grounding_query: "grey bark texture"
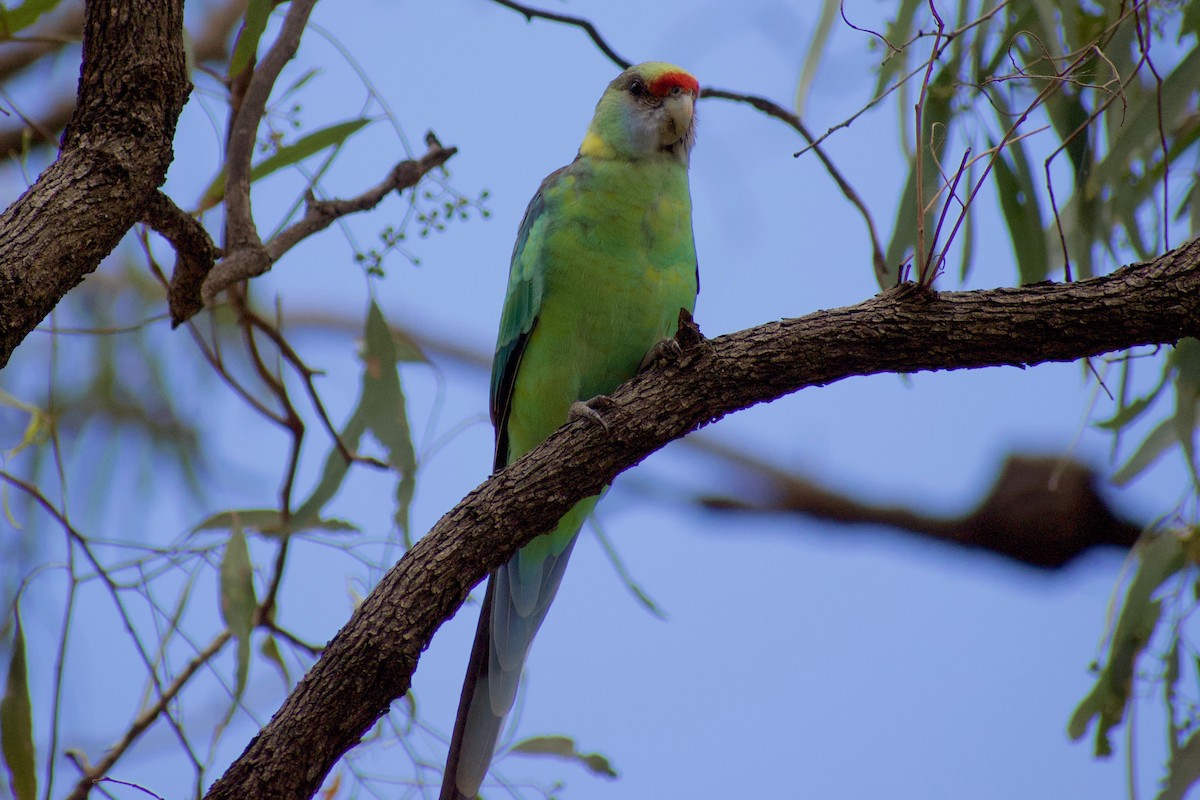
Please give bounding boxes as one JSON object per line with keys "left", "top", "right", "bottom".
{"left": 0, "top": 0, "right": 189, "bottom": 368}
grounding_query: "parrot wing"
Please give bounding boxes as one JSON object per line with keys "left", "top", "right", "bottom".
{"left": 442, "top": 163, "right": 580, "bottom": 800}
{"left": 489, "top": 164, "right": 571, "bottom": 471}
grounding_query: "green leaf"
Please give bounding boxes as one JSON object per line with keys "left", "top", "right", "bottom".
{"left": 219, "top": 527, "right": 257, "bottom": 702}
{"left": 359, "top": 301, "right": 418, "bottom": 545}
{"left": 1096, "top": 357, "right": 1172, "bottom": 432}
{"left": 0, "top": 389, "right": 48, "bottom": 459}
{"left": 1090, "top": 46, "right": 1200, "bottom": 195}
{"left": 794, "top": 0, "right": 838, "bottom": 117}
{"left": 1191, "top": 175, "right": 1200, "bottom": 239}
{"left": 1160, "top": 725, "right": 1200, "bottom": 800}
{"left": 228, "top": 0, "right": 272, "bottom": 79}
{"left": 1172, "top": 338, "right": 1200, "bottom": 480}
{"left": 510, "top": 735, "right": 618, "bottom": 779}
{"left": 192, "top": 508, "right": 359, "bottom": 538}
{"left": 992, "top": 137, "right": 1049, "bottom": 283}
{"left": 1184, "top": 0, "right": 1200, "bottom": 40}
{"left": 882, "top": 64, "right": 956, "bottom": 287}
{"left": 1069, "top": 531, "right": 1186, "bottom": 755}
{"left": 1113, "top": 417, "right": 1178, "bottom": 485}
{"left": 293, "top": 302, "right": 417, "bottom": 545}
{"left": 198, "top": 118, "right": 374, "bottom": 210}
{"left": 197, "top": 508, "right": 286, "bottom": 534}
{"left": 1165, "top": 636, "right": 1182, "bottom": 756}
{"left": 259, "top": 636, "right": 290, "bottom": 686}
{"left": 872, "top": 0, "right": 922, "bottom": 96}
{"left": 1, "top": 612, "right": 36, "bottom": 800}
{"left": 0, "top": 0, "right": 62, "bottom": 38}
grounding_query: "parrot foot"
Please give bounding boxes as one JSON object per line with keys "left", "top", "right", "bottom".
{"left": 638, "top": 337, "right": 683, "bottom": 372}
{"left": 569, "top": 395, "right": 615, "bottom": 432}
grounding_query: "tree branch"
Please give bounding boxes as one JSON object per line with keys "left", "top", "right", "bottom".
{"left": 140, "top": 190, "right": 221, "bottom": 325}
{"left": 205, "top": 237, "right": 1200, "bottom": 798}
{"left": 194, "top": 136, "right": 458, "bottom": 314}
{"left": 280, "top": 308, "right": 1139, "bottom": 567}
{"left": 0, "top": 0, "right": 190, "bottom": 369}
{"left": 223, "top": 0, "right": 318, "bottom": 255}
{"left": 0, "top": 0, "right": 245, "bottom": 158}
{"left": 695, "top": 447, "right": 1141, "bottom": 568}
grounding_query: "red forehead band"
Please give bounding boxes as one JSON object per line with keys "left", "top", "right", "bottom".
{"left": 648, "top": 72, "right": 699, "bottom": 97}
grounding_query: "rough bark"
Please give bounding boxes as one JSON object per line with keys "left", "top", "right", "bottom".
{"left": 205, "top": 237, "right": 1200, "bottom": 799}
{"left": 0, "top": 0, "right": 190, "bottom": 368}
{"left": 283, "top": 312, "right": 1141, "bottom": 567}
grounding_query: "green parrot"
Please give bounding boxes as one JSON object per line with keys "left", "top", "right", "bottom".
{"left": 440, "top": 61, "right": 700, "bottom": 800}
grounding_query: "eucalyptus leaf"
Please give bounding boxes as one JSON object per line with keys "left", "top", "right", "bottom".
{"left": 0, "top": 0, "right": 61, "bottom": 38}
{"left": 219, "top": 527, "right": 257, "bottom": 703}
{"left": 0, "top": 613, "right": 35, "bottom": 800}
{"left": 198, "top": 118, "right": 374, "bottom": 211}
{"left": 1069, "top": 532, "right": 1186, "bottom": 755}
{"left": 228, "top": 0, "right": 271, "bottom": 78}
{"left": 510, "top": 735, "right": 618, "bottom": 779}
{"left": 1113, "top": 418, "right": 1179, "bottom": 485}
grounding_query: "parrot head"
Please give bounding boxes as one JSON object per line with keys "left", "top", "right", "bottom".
{"left": 580, "top": 61, "right": 699, "bottom": 164}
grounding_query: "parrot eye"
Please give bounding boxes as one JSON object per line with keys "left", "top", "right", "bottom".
{"left": 629, "top": 79, "right": 647, "bottom": 98}
{"left": 670, "top": 86, "right": 682, "bottom": 96}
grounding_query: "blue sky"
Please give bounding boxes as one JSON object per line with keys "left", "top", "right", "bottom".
{"left": 2, "top": 1, "right": 1191, "bottom": 798}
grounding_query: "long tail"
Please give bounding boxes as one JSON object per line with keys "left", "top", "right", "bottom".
{"left": 439, "top": 535, "right": 579, "bottom": 800}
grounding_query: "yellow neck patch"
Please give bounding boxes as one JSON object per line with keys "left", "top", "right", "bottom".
{"left": 579, "top": 129, "right": 617, "bottom": 159}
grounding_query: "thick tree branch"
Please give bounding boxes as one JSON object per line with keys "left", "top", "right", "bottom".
{"left": 0, "top": 0, "right": 244, "bottom": 158}
{"left": 0, "top": 0, "right": 190, "bottom": 368}
{"left": 283, "top": 308, "right": 1139, "bottom": 567}
{"left": 205, "top": 238, "right": 1200, "bottom": 799}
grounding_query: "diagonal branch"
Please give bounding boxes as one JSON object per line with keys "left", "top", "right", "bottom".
{"left": 0, "top": 0, "right": 190, "bottom": 368}
{"left": 205, "top": 237, "right": 1200, "bottom": 799}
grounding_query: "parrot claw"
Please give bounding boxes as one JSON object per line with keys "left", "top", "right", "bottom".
{"left": 569, "top": 395, "right": 615, "bottom": 432}
{"left": 638, "top": 337, "right": 683, "bottom": 372}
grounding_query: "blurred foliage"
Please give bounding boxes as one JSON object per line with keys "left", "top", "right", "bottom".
{"left": 1, "top": 610, "right": 35, "bottom": 800}
{"left": 858, "top": 0, "right": 1200, "bottom": 794}
{"left": 874, "top": 0, "right": 1200, "bottom": 285}
{"left": 0, "top": 1, "right": 478, "bottom": 795}
{"left": 0, "top": 0, "right": 1199, "bottom": 798}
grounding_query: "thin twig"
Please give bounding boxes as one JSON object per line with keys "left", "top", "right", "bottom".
{"left": 63, "top": 633, "right": 232, "bottom": 800}
{"left": 198, "top": 136, "right": 457, "bottom": 310}
{"left": 485, "top": 0, "right": 888, "bottom": 281}
{"left": 702, "top": 87, "right": 887, "bottom": 280}
{"left": 223, "top": 0, "right": 318, "bottom": 253}
{"left": 913, "top": 0, "right": 945, "bottom": 281}
{"left": 488, "top": 0, "right": 630, "bottom": 67}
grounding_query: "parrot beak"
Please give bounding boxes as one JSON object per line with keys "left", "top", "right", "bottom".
{"left": 660, "top": 93, "right": 695, "bottom": 147}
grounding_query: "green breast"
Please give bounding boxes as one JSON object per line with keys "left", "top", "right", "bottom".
{"left": 504, "top": 156, "right": 698, "bottom": 461}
